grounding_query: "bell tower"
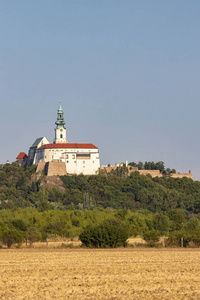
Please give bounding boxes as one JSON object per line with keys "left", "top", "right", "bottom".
{"left": 54, "top": 102, "right": 68, "bottom": 143}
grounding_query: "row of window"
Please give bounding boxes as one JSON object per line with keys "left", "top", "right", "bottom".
{"left": 62, "top": 154, "right": 76, "bottom": 159}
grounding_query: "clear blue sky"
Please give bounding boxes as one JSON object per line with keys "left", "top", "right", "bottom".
{"left": 1, "top": 1, "right": 200, "bottom": 179}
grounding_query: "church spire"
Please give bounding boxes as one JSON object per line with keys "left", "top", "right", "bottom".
{"left": 54, "top": 102, "right": 68, "bottom": 143}
{"left": 55, "top": 101, "right": 66, "bottom": 129}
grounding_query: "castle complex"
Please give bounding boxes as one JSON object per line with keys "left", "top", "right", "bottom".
{"left": 16, "top": 103, "right": 100, "bottom": 176}
{"left": 16, "top": 103, "right": 193, "bottom": 180}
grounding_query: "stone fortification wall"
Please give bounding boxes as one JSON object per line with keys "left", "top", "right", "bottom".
{"left": 36, "top": 161, "right": 46, "bottom": 173}
{"left": 36, "top": 161, "right": 67, "bottom": 177}
{"left": 138, "top": 170, "right": 162, "bottom": 178}
{"left": 100, "top": 166, "right": 117, "bottom": 172}
{"left": 100, "top": 166, "right": 138, "bottom": 173}
{"left": 170, "top": 171, "right": 193, "bottom": 180}
{"left": 127, "top": 167, "right": 139, "bottom": 175}
{"left": 36, "top": 161, "right": 193, "bottom": 180}
{"left": 100, "top": 166, "right": 162, "bottom": 178}
{"left": 99, "top": 166, "right": 194, "bottom": 180}
{"left": 46, "top": 162, "right": 67, "bottom": 177}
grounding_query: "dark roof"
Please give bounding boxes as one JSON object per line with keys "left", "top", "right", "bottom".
{"left": 30, "top": 137, "right": 45, "bottom": 148}
{"left": 16, "top": 152, "right": 29, "bottom": 159}
{"left": 38, "top": 143, "right": 98, "bottom": 150}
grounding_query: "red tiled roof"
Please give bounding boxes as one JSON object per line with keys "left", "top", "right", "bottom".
{"left": 16, "top": 152, "right": 29, "bottom": 159}
{"left": 38, "top": 143, "right": 98, "bottom": 150}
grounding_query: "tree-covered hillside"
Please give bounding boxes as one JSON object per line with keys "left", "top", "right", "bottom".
{"left": 61, "top": 172, "right": 200, "bottom": 213}
{"left": 1, "top": 162, "right": 200, "bottom": 213}
{"left": 1, "top": 163, "right": 200, "bottom": 248}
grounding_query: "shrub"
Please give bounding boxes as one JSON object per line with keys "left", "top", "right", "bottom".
{"left": 165, "top": 230, "right": 190, "bottom": 247}
{"left": 1, "top": 228, "right": 24, "bottom": 248}
{"left": 26, "top": 227, "right": 41, "bottom": 246}
{"left": 79, "top": 218, "right": 130, "bottom": 248}
{"left": 190, "top": 229, "right": 200, "bottom": 246}
{"left": 143, "top": 230, "right": 161, "bottom": 246}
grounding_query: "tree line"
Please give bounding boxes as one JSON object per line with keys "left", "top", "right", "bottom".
{"left": 1, "top": 162, "right": 200, "bottom": 213}
{"left": 1, "top": 162, "right": 200, "bottom": 248}
{"left": 0, "top": 207, "right": 200, "bottom": 248}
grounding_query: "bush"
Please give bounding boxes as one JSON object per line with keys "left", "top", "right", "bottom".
{"left": 79, "top": 218, "right": 130, "bottom": 248}
{"left": 1, "top": 228, "right": 24, "bottom": 248}
{"left": 165, "top": 230, "right": 190, "bottom": 247}
{"left": 143, "top": 230, "right": 161, "bottom": 246}
{"left": 26, "top": 227, "right": 41, "bottom": 246}
{"left": 190, "top": 229, "right": 200, "bottom": 246}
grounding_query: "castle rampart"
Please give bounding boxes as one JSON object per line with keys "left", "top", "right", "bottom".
{"left": 100, "top": 165, "right": 193, "bottom": 180}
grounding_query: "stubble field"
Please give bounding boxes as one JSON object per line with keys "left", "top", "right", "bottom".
{"left": 0, "top": 248, "right": 200, "bottom": 299}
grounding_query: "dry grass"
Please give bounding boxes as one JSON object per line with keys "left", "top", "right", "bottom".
{"left": 17, "top": 236, "right": 146, "bottom": 249}
{"left": 0, "top": 248, "right": 200, "bottom": 299}
{"left": 16, "top": 236, "right": 146, "bottom": 249}
{"left": 20, "top": 237, "right": 82, "bottom": 249}
{"left": 18, "top": 236, "right": 143, "bottom": 249}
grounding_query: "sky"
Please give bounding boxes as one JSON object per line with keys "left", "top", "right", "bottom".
{"left": 1, "top": 1, "right": 200, "bottom": 179}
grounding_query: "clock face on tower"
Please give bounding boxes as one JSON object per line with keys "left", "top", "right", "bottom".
{"left": 60, "top": 129, "right": 63, "bottom": 132}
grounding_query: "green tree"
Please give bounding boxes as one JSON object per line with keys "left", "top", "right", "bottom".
{"left": 11, "top": 219, "right": 27, "bottom": 236}
{"left": 186, "top": 217, "right": 200, "bottom": 232}
{"left": 167, "top": 209, "right": 186, "bottom": 231}
{"left": 79, "top": 218, "right": 130, "bottom": 248}
{"left": 137, "top": 161, "right": 144, "bottom": 170}
{"left": 143, "top": 230, "right": 161, "bottom": 246}
{"left": 128, "top": 213, "right": 147, "bottom": 236}
{"left": 128, "top": 162, "right": 137, "bottom": 167}
{"left": 153, "top": 214, "right": 170, "bottom": 235}
{"left": 1, "top": 228, "right": 23, "bottom": 248}
{"left": 26, "top": 227, "right": 41, "bottom": 246}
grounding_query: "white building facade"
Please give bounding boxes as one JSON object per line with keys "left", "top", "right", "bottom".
{"left": 28, "top": 137, "right": 49, "bottom": 164}
{"left": 32, "top": 103, "right": 100, "bottom": 175}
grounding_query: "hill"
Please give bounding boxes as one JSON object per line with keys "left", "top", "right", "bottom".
{"left": 0, "top": 162, "right": 200, "bottom": 214}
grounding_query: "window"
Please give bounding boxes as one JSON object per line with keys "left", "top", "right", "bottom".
{"left": 83, "top": 161, "right": 85, "bottom": 164}
{"left": 60, "top": 134, "right": 63, "bottom": 138}
{"left": 72, "top": 154, "right": 75, "bottom": 159}
{"left": 77, "top": 153, "right": 90, "bottom": 159}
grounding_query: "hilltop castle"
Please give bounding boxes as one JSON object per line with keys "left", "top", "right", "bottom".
{"left": 16, "top": 103, "right": 193, "bottom": 180}
{"left": 16, "top": 103, "right": 100, "bottom": 176}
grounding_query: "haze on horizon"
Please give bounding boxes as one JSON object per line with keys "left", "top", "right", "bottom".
{"left": 1, "top": 1, "right": 200, "bottom": 179}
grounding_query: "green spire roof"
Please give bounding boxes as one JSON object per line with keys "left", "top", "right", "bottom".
{"left": 58, "top": 101, "right": 63, "bottom": 113}
{"left": 55, "top": 102, "right": 66, "bottom": 129}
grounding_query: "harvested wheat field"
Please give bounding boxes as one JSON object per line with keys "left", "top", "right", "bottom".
{"left": 0, "top": 248, "right": 200, "bottom": 299}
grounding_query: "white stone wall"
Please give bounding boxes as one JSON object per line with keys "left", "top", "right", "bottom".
{"left": 34, "top": 149, "right": 45, "bottom": 164}
{"left": 34, "top": 147, "right": 100, "bottom": 175}
{"left": 30, "top": 137, "right": 49, "bottom": 163}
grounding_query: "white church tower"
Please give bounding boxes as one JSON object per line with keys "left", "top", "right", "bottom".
{"left": 53, "top": 102, "right": 68, "bottom": 143}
